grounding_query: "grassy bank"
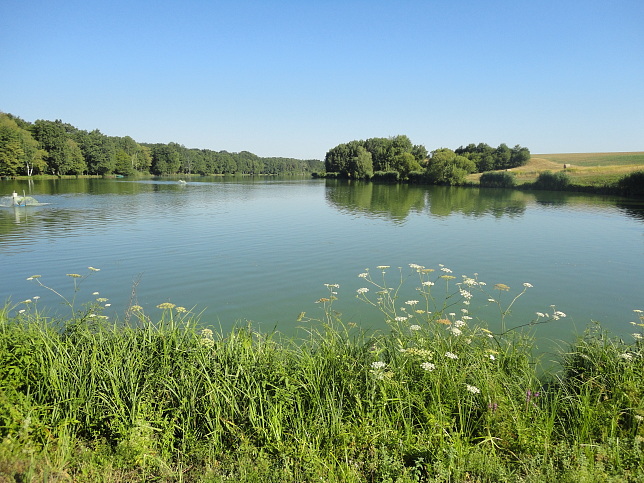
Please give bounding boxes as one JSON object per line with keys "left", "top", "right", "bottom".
{"left": 1, "top": 267, "right": 643, "bottom": 481}
{"left": 468, "top": 152, "right": 644, "bottom": 194}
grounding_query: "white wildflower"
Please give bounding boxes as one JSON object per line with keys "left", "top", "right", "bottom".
{"left": 618, "top": 353, "right": 633, "bottom": 361}
{"left": 357, "top": 287, "right": 369, "bottom": 294}
{"left": 405, "top": 300, "right": 419, "bottom": 306}
{"left": 449, "top": 327, "right": 462, "bottom": 336}
{"left": 410, "top": 325, "right": 421, "bottom": 331}
{"left": 201, "top": 328, "right": 214, "bottom": 339}
{"left": 441, "top": 267, "right": 452, "bottom": 273}
{"left": 200, "top": 338, "right": 215, "bottom": 348}
{"left": 536, "top": 312, "right": 545, "bottom": 318}
{"left": 633, "top": 333, "right": 643, "bottom": 340}
{"left": 422, "top": 281, "right": 434, "bottom": 286}
{"left": 358, "top": 272, "right": 368, "bottom": 278}
{"left": 466, "top": 384, "right": 481, "bottom": 394}
{"left": 395, "top": 316, "right": 408, "bottom": 322}
{"left": 421, "top": 362, "right": 436, "bottom": 371}
{"left": 445, "top": 352, "right": 458, "bottom": 360}
{"left": 523, "top": 282, "right": 533, "bottom": 288}
{"left": 371, "top": 361, "right": 386, "bottom": 370}
{"left": 453, "top": 319, "right": 466, "bottom": 328}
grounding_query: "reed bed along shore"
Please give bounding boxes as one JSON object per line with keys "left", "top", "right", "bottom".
{"left": 1, "top": 266, "right": 643, "bottom": 482}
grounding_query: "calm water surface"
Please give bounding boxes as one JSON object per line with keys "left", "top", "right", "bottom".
{"left": 1, "top": 178, "right": 642, "bottom": 345}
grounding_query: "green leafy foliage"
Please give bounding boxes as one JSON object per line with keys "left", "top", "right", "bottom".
{"left": 618, "top": 170, "right": 644, "bottom": 197}
{"left": 425, "top": 148, "right": 476, "bottom": 185}
{"left": 32, "top": 119, "right": 86, "bottom": 175}
{"left": 0, "top": 111, "right": 323, "bottom": 177}
{"left": 456, "top": 143, "right": 531, "bottom": 172}
{"left": 325, "top": 136, "right": 425, "bottom": 179}
{"left": 479, "top": 171, "right": 517, "bottom": 188}
{"left": 532, "top": 170, "right": 572, "bottom": 190}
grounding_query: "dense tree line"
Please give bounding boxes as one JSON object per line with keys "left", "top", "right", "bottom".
{"left": 0, "top": 112, "right": 323, "bottom": 177}
{"left": 323, "top": 137, "right": 530, "bottom": 185}
{"left": 324, "top": 135, "right": 428, "bottom": 179}
{"left": 455, "top": 143, "right": 531, "bottom": 172}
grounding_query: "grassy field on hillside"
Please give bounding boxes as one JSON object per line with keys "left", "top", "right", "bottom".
{"left": 534, "top": 152, "right": 644, "bottom": 167}
{"left": 469, "top": 151, "right": 644, "bottom": 188}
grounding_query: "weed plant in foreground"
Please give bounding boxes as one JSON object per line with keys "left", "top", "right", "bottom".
{"left": 0, "top": 265, "right": 643, "bottom": 482}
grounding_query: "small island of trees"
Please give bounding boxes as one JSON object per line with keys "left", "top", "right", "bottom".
{"left": 321, "top": 135, "right": 531, "bottom": 185}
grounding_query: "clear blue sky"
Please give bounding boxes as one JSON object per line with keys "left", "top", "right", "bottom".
{"left": 1, "top": 0, "right": 642, "bottom": 160}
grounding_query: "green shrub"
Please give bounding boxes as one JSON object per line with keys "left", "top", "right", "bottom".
{"left": 372, "top": 170, "right": 400, "bottom": 182}
{"left": 618, "top": 170, "right": 644, "bottom": 197}
{"left": 479, "top": 171, "right": 516, "bottom": 188}
{"left": 406, "top": 170, "right": 427, "bottom": 183}
{"left": 533, "top": 170, "right": 571, "bottom": 190}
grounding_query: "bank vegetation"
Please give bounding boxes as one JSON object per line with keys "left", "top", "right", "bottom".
{"left": 1, "top": 267, "right": 643, "bottom": 481}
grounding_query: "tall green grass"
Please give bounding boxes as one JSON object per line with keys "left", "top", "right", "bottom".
{"left": 1, "top": 267, "right": 643, "bottom": 481}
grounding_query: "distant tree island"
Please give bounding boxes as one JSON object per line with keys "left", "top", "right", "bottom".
{"left": 321, "top": 135, "right": 530, "bottom": 185}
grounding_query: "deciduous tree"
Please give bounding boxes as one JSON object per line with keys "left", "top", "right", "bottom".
{"left": 425, "top": 148, "right": 476, "bottom": 185}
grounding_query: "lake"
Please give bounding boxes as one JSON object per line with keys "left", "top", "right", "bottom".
{"left": 1, "top": 177, "right": 642, "bottom": 346}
